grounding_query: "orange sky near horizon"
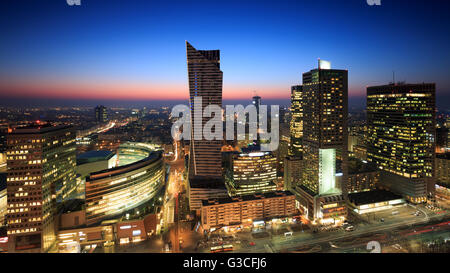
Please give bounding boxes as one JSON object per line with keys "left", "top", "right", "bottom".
{"left": 0, "top": 79, "right": 365, "bottom": 101}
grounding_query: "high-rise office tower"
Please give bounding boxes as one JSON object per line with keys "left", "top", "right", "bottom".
{"left": 289, "top": 85, "right": 303, "bottom": 157}
{"left": 285, "top": 85, "right": 303, "bottom": 195}
{"left": 6, "top": 123, "right": 76, "bottom": 252}
{"left": 95, "top": 105, "right": 108, "bottom": 123}
{"left": 186, "top": 41, "right": 228, "bottom": 213}
{"left": 186, "top": 41, "right": 223, "bottom": 179}
{"left": 252, "top": 95, "right": 261, "bottom": 116}
{"left": 296, "top": 60, "right": 348, "bottom": 224}
{"left": 251, "top": 95, "right": 262, "bottom": 145}
{"left": 366, "top": 83, "right": 436, "bottom": 203}
{"left": 226, "top": 148, "right": 278, "bottom": 196}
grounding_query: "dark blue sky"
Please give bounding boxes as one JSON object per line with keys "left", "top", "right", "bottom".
{"left": 0, "top": 0, "right": 449, "bottom": 109}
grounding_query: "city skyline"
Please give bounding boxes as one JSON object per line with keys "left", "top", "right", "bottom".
{"left": 1, "top": 0, "right": 450, "bottom": 257}
{"left": 1, "top": 0, "right": 450, "bottom": 109}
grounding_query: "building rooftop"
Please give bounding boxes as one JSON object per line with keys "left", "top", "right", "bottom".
{"left": 348, "top": 190, "right": 403, "bottom": 206}
{"left": 9, "top": 123, "right": 73, "bottom": 135}
{"left": 77, "top": 150, "right": 115, "bottom": 165}
{"left": 202, "top": 191, "right": 294, "bottom": 206}
{"left": 87, "top": 150, "right": 162, "bottom": 181}
{"left": 59, "top": 199, "right": 85, "bottom": 214}
{"left": 189, "top": 177, "right": 226, "bottom": 190}
{"left": 240, "top": 144, "right": 261, "bottom": 153}
{"left": 367, "top": 82, "right": 436, "bottom": 95}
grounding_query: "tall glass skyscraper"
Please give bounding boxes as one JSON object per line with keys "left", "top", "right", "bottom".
{"left": 6, "top": 123, "right": 76, "bottom": 252}
{"left": 295, "top": 60, "right": 348, "bottom": 224}
{"left": 94, "top": 105, "right": 108, "bottom": 124}
{"left": 186, "top": 42, "right": 228, "bottom": 213}
{"left": 366, "top": 83, "right": 436, "bottom": 203}
{"left": 289, "top": 85, "right": 303, "bottom": 157}
{"left": 186, "top": 41, "right": 223, "bottom": 179}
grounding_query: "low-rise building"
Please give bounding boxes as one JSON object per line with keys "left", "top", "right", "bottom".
{"left": 347, "top": 189, "right": 405, "bottom": 215}
{"left": 76, "top": 150, "right": 117, "bottom": 180}
{"left": 116, "top": 211, "right": 162, "bottom": 245}
{"left": 56, "top": 200, "right": 163, "bottom": 252}
{"left": 201, "top": 191, "right": 297, "bottom": 231}
{"left": 57, "top": 225, "right": 114, "bottom": 253}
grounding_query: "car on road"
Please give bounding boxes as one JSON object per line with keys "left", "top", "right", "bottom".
{"left": 392, "top": 244, "right": 402, "bottom": 250}
{"left": 164, "top": 243, "right": 171, "bottom": 253}
{"left": 329, "top": 242, "right": 338, "bottom": 248}
{"left": 380, "top": 218, "right": 385, "bottom": 222}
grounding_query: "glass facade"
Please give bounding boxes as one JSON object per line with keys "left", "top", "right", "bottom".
{"left": 289, "top": 85, "right": 303, "bottom": 157}
{"left": 186, "top": 41, "right": 223, "bottom": 179}
{"left": 227, "top": 151, "right": 277, "bottom": 196}
{"left": 85, "top": 143, "right": 165, "bottom": 226}
{"left": 319, "top": 148, "right": 337, "bottom": 195}
{"left": 6, "top": 124, "right": 76, "bottom": 252}
{"left": 366, "top": 83, "right": 436, "bottom": 203}
{"left": 294, "top": 60, "right": 348, "bottom": 223}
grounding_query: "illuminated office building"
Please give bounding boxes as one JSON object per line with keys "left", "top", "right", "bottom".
{"left": 296, "top": 60, "right": 348, "bottom": 224}
{"left": 289, "top": 85, "right": 303, "bottom": 157}
{"left": 6, "top": 123, "right": 76, "bottom": 252}
{"left": 186, "top": 41, "right": 223, "bottom": 179}
{"left": 285, "top": 85, "right": 304, "bottom": 196}
{"left": 226, "top": 149, "right": 277, "bottom": 196}
{"left": 366, "top": 83, "right": 436, "bottom": 203}
{"left": 95, "top": 105, "right": 108, "bottom": 124}
{"left": 186, "top": 41, "right": 228, "bottom": 212}
{"left": 85, "top": 143, "right": 165, "bottom": 226}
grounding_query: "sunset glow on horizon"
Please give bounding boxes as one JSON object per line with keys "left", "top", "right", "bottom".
{"left": 0, "top": 0, "right": 449, "bottom": 107}
{"left": 0, "top": 78, "right": 368, "bottom": 101}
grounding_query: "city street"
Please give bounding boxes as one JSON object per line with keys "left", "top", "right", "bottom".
{"left": 164, "top": 153, "right": 186, "bottom": 253}
{"left": 186, "top": 204, "right": 450, "bottom": 254}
